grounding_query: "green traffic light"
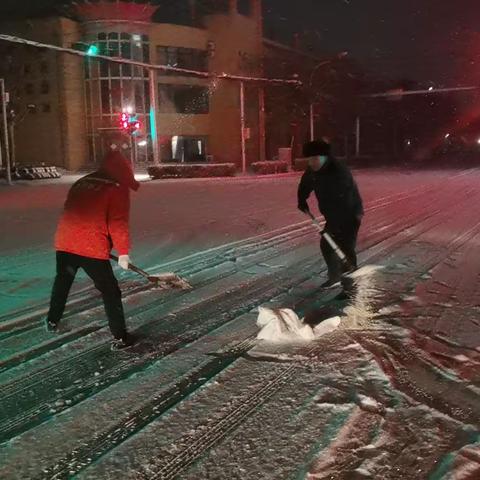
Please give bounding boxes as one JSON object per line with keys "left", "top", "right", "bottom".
{"left": 86, "top": 45, "right": 99, "bottom": 56}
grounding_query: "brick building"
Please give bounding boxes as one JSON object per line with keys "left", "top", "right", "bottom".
{"left": 0, "top": 0, "right": 312, "bottom": 171}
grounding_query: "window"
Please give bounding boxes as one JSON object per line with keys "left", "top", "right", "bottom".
{"left": 160, "top": 135, "right": 208, "bottom": 162}
{"left": 157, "top": 46, "right": 208, "bottom": 73}
{"left": 237, "top": 0, "right": 252, "bottom": 16}
{"left": 25, "top": 83, "right": 34, "bottom": 95}
{"left": 40, "top": 61, "right": 49, "bottom": 74}
{"left": 24, "top": 64, "right": 31, "bottom": 75}
{"left": 101, "top": 80, "right": 110, "bottom": 114}
{"left": 40, "top": 81, "right": 50, "bottom": 94}
{"left": 42, "top": 103, "right": 51, "bottom": 113}
{"left": 159, "top": 84, "right": 210, "bottom": 114}
{"left": 198, "top": 0, "right": 229, "bottom": 16}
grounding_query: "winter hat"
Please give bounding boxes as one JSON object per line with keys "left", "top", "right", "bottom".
{"left": 303, "top": 140, "right": 331, "bottom": 158}
{"left": 100, "top": 151, "right": 140, "bottom": 191}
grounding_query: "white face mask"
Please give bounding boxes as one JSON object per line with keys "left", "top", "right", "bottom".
{"left": 308, "top": 155, "right": 328, "bottom": 171}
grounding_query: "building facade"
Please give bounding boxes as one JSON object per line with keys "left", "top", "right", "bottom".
{"left": 0, "top": 0, "right": 310, "bottom": 171}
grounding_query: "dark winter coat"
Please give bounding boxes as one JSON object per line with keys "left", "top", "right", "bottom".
{"left": 55, "top": 151, "right": 140, "bottom": 260}
{"left": 297, "top": 156, "right": 363, "bottom": 224}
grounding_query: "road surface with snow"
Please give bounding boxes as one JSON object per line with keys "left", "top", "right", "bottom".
{"left": 1, "top": 169, "right": 480, "bottom": 479}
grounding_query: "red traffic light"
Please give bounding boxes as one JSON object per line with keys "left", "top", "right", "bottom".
{"left": 119, "top": 112, "right": 141, "bottom": 134}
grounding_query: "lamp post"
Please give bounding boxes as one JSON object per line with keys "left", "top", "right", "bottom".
{"left": 308, "top": 51, "right": 348, "bottom": 141}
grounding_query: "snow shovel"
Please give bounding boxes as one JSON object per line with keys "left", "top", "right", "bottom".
{"left": 109, "top": 255, "right": 191, "bottom": 290}
{"left": 306, "top": 212, "right": 354, "bottom": 273}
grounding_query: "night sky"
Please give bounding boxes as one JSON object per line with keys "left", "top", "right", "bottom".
{"left": 1, "top": 0, "right": 479, "bottom": 85}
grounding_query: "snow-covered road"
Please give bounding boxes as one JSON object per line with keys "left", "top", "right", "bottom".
{"left": 1, "top": 169, "right": 480, "bottom": 479}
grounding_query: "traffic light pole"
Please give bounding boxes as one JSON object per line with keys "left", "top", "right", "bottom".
{"left": 149, "top": 69, "right": 160, "bottom": 165}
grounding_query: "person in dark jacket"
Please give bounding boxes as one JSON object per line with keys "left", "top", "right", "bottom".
{"left": 298, "top": 140, "right": 363, "bottom": 289}
{"left": 46, "top": 150, "right": 140, "bottom": 350}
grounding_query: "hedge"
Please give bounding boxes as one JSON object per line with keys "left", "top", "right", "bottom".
{"left": 148, "top": 163, "right": 236, "bottom": 179}
{"left": 250, "top": 161, "right": 288, "bottom": 175}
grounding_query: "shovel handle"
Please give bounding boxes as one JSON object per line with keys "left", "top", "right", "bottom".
{"left": 304, "top": 213, "right": 352, "bottom": 270}
{"left": 109, "top": 254, "right": 150, "bottom": 279}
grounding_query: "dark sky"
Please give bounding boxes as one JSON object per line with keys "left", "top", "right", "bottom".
{"left": 1, "top": 0, "right": 479, "bottom": 85}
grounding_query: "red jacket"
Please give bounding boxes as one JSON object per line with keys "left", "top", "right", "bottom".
{"left": 55, "top": 151, "right": 140, "bottom": 260}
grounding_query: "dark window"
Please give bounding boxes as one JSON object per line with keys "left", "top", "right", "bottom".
{"left": 98, "top": 33, "right": 107, "bottom": 40}
{"left": 157, "top": 46, "right": 208, "bottom": 73}
{"left": 40, "top": 81, "right": 50, "bottom": 94}
{"left": 40, "top": 61, "right": 49, "bottom": 74}
{"left": 25, "top": 83, "right": 34, "bottom": 95}
{"left": 42, "top": 103, "right": 51, "bottom": 113}
{"left": 24, "top": 64, "right": 31, "bottom": 74}
{"left": 237, "top": 0, "right": 251, "bottom": 16}
{"left": 101, "top": 80, "right": 111, "bottom": 114}
{"left": 198, "top": 0, "right": 229, "bottom": 16}
{"left": 159, "top": 84, "right": 209, "bottom": 114}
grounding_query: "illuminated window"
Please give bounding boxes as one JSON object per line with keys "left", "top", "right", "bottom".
{"left": 160, "top": 135, "right": 208, "bottom": 162}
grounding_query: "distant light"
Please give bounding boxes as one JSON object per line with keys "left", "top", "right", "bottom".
{"left": 138, "top": 140, "right": 147, "bottom": 147}
{"left": 477, "top": 138, "right": 480, "bottom": 145}
{"left": 428, "top": 86, "right": 434, "bottom": 91}
{"left": 132, "top": 34, "right": 142, "bottom": 42}
{"left": 124, "top": 106, "right": 134, "bottom": 114}
{"left": 135, "top": 174, "right": 150, "bottom": 182}
{"left": 406, "top": 140, "right": 411, "bottom": 146}
{"left": 445, "top": 133, "right": 450, "bottom": 139}
{"left": 86, "top": 45, "right": 99, "bottom": 56}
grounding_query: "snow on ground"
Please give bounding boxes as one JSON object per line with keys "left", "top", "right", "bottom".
{"left": 2, "top": 169, "right": 480, "bottom": 479}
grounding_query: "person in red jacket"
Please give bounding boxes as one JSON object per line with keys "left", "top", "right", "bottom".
{"left": 46, "top": 150, "right": 140, "bottom": 350}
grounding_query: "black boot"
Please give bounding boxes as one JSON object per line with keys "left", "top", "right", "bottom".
{"left": 321, "top": 277, "right": 341, "bottom": 289}
{"left": 111, "top": 332, "right": 136, "bottom": 351}
{"left": 45, "top": 319, "right": 59, "bottom": 333}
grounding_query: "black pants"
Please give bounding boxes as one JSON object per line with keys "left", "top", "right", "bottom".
{"left": 47, "top": 251, "right": 127, "bottom": 339}
{"left": 320, "top": 218, "right": 361, "bottom": 282}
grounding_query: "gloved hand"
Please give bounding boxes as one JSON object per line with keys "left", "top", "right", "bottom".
{"left": 298, "top": 202, "right": 310, "bottom": 214}
{"left": 118, "top": 255, "right": 130, "bottom": 270}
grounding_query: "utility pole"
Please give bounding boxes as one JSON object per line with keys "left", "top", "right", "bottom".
{"left": 258, "top": 87, "right": 266, "bottom": 162}
{"left": 309, "top": 103, "right": 315, "bottom": 141}
{"left": 0, "top": 79, "right": 12, "bottom": 185}
{"left": 240, "top": 81, "right": 247, "bottom": 174}
{"left": 355, "top": 116, "right": 360, "bottom": 157}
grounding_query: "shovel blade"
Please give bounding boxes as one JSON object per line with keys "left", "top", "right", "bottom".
{"left": 147, "top": 273, "right": 192, "bottom": 290}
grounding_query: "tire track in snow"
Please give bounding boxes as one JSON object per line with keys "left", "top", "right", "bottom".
{"left": 33, "top": 181, "right": 480, "bottom": 479}
{"left": 1, "top": 171, "right": 466, "bottom": 336}
{"left": 0, "top": 180, "right": 473, "bottom": 450}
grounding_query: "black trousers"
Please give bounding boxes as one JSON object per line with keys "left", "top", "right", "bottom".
{"left": 320, "top": 218, "right": 361, "bottom": 282}
{"left": 47, "top": 251, "right": 127, "bottom": 339}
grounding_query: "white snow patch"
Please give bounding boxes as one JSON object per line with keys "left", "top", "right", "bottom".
{"left": 354, "top": 467, "right": 373, "bottom": 477}
{"left": 348, "top": 264, "right": 384, "bottom": 279}
{"left": 256, "top": 307, "right": 340, "bottom": 343}
{"left": 357, "top": 395, "right": 383, "bottom": 413}
{"left": 378, "top": 304, "right": 402, "bottom": 315}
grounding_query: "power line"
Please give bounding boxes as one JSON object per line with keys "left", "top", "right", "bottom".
{"left": 0, "top": 33, "right": 302, "bottom": 86}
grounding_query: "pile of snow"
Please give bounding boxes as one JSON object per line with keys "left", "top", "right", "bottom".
{"left": 256, "top": 307, "right": 340, "bottom": 343}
